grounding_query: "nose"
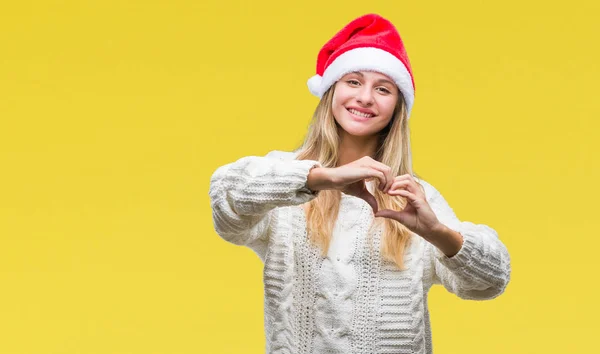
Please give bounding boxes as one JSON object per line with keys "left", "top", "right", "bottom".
{"left": 356, "top": 85, "right": 374, "bottom": 106}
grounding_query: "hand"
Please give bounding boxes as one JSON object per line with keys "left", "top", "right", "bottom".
{"left": 375, "top": 174, "right": 442, "bottom": 239}
{"left": 321, "top": 156, "right": 395, "bottom": 214}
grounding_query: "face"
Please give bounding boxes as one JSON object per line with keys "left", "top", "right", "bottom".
{"left": 331, "top": 71, "right": 399, "bottom": 138}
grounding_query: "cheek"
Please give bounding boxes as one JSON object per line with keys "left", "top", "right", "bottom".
{"left": 333, "top": 104, "right": 347, "bottom": 121}
{"left": 333, "top": 84, "right": 353, "bottom": 101}
{"left": 381, "top": 98, "right": 398, "bottom": 116}
{"left": 331, "top": 93, "right": 348, "bottom": 114}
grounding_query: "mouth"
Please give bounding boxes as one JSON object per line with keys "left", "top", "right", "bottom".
{"left": 346, "top": 107, "right": 376, "bottom": 120}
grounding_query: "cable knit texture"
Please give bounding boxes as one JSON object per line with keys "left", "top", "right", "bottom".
{"left": 209, "top": 150, "right": 511, "bottom": 354}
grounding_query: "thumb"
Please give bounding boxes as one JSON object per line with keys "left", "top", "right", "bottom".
{"left": 375, "top": 209, "right": 406, "bottom": 223}
{"left": 358, "top": 187, "right": 378, "bottom": 214}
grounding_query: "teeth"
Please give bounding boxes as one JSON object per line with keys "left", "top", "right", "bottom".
{"left": 348, "top": 108, "right": 374, "bottom": 118}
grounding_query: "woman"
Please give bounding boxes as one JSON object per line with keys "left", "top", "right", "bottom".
{"left": 209, "top": 13, "right": 511, "bottom": 354}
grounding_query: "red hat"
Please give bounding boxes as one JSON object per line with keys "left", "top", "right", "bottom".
{"left": 307, "top": 13, "right": 416, "bottom": 117}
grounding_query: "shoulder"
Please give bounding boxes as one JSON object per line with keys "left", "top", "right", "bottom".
{"left": 264, "top": 149, "right": 298, "bottom": 161}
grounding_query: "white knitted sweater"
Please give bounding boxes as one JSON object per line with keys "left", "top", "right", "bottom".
{"left": 208, "top": 150, "right": 511, "bottom": 354}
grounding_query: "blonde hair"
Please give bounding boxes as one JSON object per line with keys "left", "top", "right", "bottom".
{"left": 295, "top": 84, "right": 423, "bottom": 270}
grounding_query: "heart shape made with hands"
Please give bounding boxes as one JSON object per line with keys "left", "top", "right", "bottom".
{"left": 342, "top": 177, "right": 380, "bottom": 213}
{"left": 344, "top": 174, "right": 441, "bottom": 238}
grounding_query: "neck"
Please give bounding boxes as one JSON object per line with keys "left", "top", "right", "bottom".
{"left": 337, "top": 131, "right": 379, "bottom": 166}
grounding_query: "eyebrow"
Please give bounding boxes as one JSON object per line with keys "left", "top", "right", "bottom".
{"left": 349, "top": 71, "right": 395, "bottom": 86}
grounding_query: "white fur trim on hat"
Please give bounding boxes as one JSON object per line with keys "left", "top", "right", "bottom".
{"left": 306, "top": 47, "right": 415, "bottom": 116}
{"left": 307, "top": 74, "right": 322, "bottom": 97}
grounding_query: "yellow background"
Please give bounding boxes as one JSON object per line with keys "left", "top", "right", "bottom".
{"left": 1, "top": 0, "right": 598, "bottom": 353}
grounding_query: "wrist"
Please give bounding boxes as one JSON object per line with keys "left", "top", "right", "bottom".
{"left": 306, "top": 167, "right": 331, "bottom": 192}
{"left": 424, "top": 222, "right": 448, "bottom": 241}
{"left": 425, "top": 223, "right": 464, "bottom": 258}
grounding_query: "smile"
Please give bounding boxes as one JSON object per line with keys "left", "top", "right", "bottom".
{"left": 346, "top": 107, "right": 375, "bottom": 120}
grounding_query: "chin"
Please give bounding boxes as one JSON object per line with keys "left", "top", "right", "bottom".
{"left": 340, "top": 125, "right": 378, "bottom": 137}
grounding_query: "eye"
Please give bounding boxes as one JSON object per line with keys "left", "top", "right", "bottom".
{"left": 347, "top": 79, "right": 360, "bottom": 85}
{"left": 376, "top": 87, "right": 391, "bottom": 94}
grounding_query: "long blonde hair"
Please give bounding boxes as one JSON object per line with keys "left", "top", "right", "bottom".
{"left": 295, "top": 84, "right": 423, "bottom": 270}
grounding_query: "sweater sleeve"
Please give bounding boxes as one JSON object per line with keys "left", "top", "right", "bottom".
{"left": 208, "top": 150, "right": 322, "bottom": 258}
{"left": 424, "top": 182, "right": 511, "bottom": 300}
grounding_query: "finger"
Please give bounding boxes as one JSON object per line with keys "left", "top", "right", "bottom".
{"left": 375, "top": 209, "right": 403, "bottom": 223}
{"left": 375, "top": 209, "right": 391, "bottom": 218}
{"left": 356, "top": 168, "right": 383, "bottom": 187}
{"left": 371, "top": 167, "right": 387, "bottom": 192}
{"left": 405, "top": 175, "right": 425, "bottom": 196}
{"left": 390, "top": 176, "right": 422, "bottom": 196}
{"left": 386, "top": 170, "right": 394, "bottom": 193}
{"left": 385, "top": 169, "right": 394, "bottom": 193}
{"left": 365, "top": 168, "right": 386, "bottom": 192}
{"left": 381, "top": 166, "right": 394, "bottom": 193}
{"left": 366, "top": 161, "right": 392, "bottom": 192}
{"left": 394, "top": 189, "right": 418, "bottom": 203}
{"left": 360, "top": 187, "right": 378, "bottom": 214}
{"left": 388, "top": 181, "right": 420, "bottom": 198}
{"left": 388, "top": 179, "right": 410, "bottom": 194}
{"left": 394, "top": 174, "right": 416, "bottom": 182}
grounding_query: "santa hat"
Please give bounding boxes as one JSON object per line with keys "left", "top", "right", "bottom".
{"left": 307, "top": 13, "right": 416, "bottom": 117}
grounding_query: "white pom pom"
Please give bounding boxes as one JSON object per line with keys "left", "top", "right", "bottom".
{"left": 307, "top": 75, "right": 322, "bottom": 97}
